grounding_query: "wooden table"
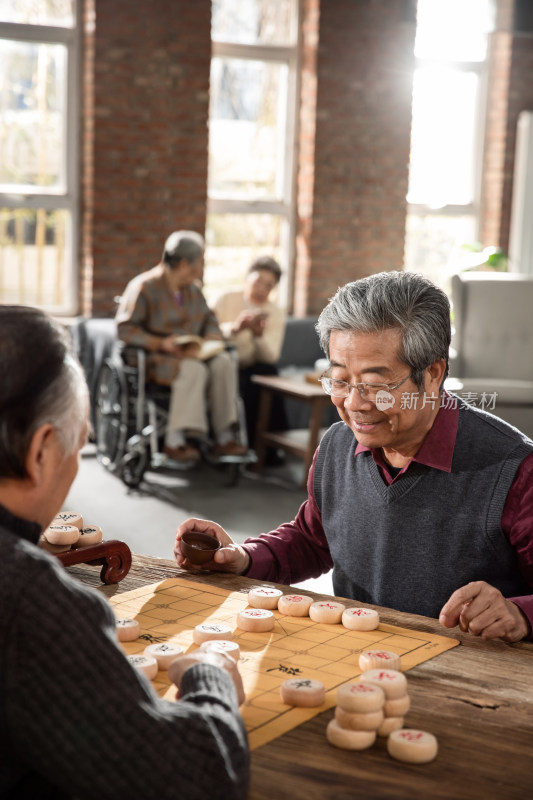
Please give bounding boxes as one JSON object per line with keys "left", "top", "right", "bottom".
{"left": 66, "top": 554, "right": 533, "bottom": 800}
{"left": 252, "top": 373, "right": 332, "bottom": 485}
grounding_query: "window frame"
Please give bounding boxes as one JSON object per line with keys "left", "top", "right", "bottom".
{"left": 206, "top": 1, "right": 300, "bottom": 308}
{"left": 0, "top": 9, "right": 80, "bottom": 315}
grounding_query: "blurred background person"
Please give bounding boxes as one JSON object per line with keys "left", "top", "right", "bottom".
{"left": 213, "top": 256, "right": 287, "bottom": 453}
{"left": 116, "top": 231, "right": 246, "bottom": 461}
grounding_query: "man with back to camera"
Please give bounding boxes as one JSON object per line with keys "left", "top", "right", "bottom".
{"left": 174, "top": 271, "right": 533, "bottom": 643}
{"left": 0, "top": 305, "right": 249, "bottom": 799}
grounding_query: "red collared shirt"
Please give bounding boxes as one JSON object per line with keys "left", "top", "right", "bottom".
{"left": 244, "top": 400, "right": 533, "bottom": 634}
{"left": 355, "top": 390, "right": 459, "bottom": 480}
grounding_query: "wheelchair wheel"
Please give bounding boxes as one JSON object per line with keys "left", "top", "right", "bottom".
{"left": 95, "top": 360, "right": 129, "bottom": 471}
{"left": 121, "top": 448, "right": 148, "bottom": 488}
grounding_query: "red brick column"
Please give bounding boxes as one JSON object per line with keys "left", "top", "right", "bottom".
{"left": 294, "top": 0, "right": 320, "bottom": 317}
{"left": 499, "top": 31, "right": 533, "bottom": 253}
{"left": 80, "top": 0, "right": 95, "bottom": 317}
{"left": 296, "top": 0, "right": 416, "bottom": 317}
{"left": 84, "top": 0, "right": 212, "bottom": 316}
{"left": 480, "top": 0, "right": 533, "bottom": 254}
{"left": 480, "top": 27, "right": 512, "bottom": 249}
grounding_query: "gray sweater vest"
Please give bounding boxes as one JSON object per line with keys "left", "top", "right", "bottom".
{"left": 313, "top": 402, "right": 533, "bottom": 618}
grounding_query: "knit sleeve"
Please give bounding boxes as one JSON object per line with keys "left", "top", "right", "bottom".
{"left": 501, "top": 450, "right": 533, "bottom": 638}
{"left": 5, "top": 555, "right": 249, "bottom": 800}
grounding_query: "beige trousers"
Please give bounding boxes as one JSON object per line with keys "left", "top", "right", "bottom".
{"left": 166, "top": 352, "right": 238, "bottom": 437}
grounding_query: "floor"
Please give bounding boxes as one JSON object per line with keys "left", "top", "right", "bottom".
{"left": 65, "top": 445, "right": 334, "bottom": 595}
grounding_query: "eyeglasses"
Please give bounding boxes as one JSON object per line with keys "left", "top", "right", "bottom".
{"left": 319, "top": 373, "right": 412, "bottom": 400}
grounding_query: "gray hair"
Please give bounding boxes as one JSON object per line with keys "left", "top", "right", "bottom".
{"left": 162, "top": 230, "right": 205, "bottom": 268}
{"left": 35, "top": 356, "right": 88, "bottom": 455}
{"left": 316, "top": 271, "right": 451, "bottom": 390}
{"left": 0, "top": 306, "right": 88, "bottom": 479}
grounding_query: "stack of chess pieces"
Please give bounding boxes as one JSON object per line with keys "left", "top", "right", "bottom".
{"left": 39, "top": 510, "right": 103, "bottom": 554}
{"left": 326, "top": 649, "right": 438, "bottom": 764}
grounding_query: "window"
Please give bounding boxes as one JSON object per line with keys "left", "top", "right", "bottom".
{"left": 204, "top": 0, "right": 299, "bottom": 306}
{"left": 404, "top": 0, "right": 496, "bottom": 290}
{"left": 0, "top": 0, "right": 79, "bottom": 313}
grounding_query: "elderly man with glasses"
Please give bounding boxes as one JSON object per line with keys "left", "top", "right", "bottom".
{"left": 175, "top": 271, "right": 533, "bottom": 643}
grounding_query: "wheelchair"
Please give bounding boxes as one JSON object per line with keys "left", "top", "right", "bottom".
{"left": 94, "top": 344, "right": 256, "bottom": 489}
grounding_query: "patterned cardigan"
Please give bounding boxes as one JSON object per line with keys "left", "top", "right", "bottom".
{"left": 116, "top": 264, "right": 223, "bottom": 384}
{"left": 0, "top": 504, "right": 249, "bottom": 799}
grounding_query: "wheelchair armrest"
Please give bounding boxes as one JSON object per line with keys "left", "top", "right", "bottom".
{"left": 120, "top": 345, "right": 147, "bottom": 377}
{"left": 118, "top": 346, "right": 148, "bottom": 431}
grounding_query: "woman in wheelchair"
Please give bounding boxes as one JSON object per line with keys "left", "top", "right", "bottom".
{"left": 115, "top": 230, "right": 247, "bottom": 462}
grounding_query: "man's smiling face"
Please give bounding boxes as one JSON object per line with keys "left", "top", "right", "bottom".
{"left": 328, "top": 328, "right": 443, "bottom": 463}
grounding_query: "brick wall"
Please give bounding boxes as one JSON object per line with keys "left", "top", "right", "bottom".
{"left": 83, "top": 0, "right": 529, "bottom": 318}
{"left": 80, "top": 0, "right": 95, "bottom": 317}
{"left": 480, "top": 0, "right": 533, "bottom": 254}
{"left": 85, "top": 0, "right": 415, "bottom": 318}
{"left": 84, "top": 0, "right": 212, "bottom": 316}
{"left": 296, "top": 0, "right": 416, "bottom": 316}
{"left": 480, "top": 26, "right": 512, "bottom": 248}
{"left": 499, "top": 30, "right": 533, "bottom": 253}
{"left": 293, "top": 0, "right": 320, "bottom": 315}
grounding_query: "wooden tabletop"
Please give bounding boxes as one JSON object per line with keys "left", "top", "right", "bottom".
{"left": 67, "top": 555, "right": 533, "bottom": 800}
{"left": 251, "top": 373, "right": 331, "bottom": 484}
{"left": 251, "top": 372, "right": 327, "bottom": 399}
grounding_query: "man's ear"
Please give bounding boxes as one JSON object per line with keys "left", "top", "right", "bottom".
{"left": 25, "top": 423, "right": 55, "bottom": 487}
{"left": 425, "top": 358, "right": 447, "bottom": 391}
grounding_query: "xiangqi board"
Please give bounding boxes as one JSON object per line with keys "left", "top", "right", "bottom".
{"left": 110, "top": 578, "right": 459, "bottom": 750}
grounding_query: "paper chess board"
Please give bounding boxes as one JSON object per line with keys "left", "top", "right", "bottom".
{"left": 110, "top": 578, "right": 459, "bottom": 750}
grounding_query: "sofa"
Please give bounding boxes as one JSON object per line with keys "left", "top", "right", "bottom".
{"left": 448, "top": 272, "right": 533, "bottom": 438}
{"left": 276, "top": 316, "right": 337, "bottom": 430}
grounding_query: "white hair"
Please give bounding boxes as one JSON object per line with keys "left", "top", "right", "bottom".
{"left": 32, "top": 356, "right": 89, "bottom": 456}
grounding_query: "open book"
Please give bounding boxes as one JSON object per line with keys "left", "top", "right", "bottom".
{"left": 174, "top": 334, "right": 226, "bottom": 361}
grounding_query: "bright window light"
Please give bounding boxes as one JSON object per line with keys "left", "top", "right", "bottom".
{"left": 0, "top": 0, "right": 74, "bottom": 27}
{"left": 0, "top": 39, "right": 67, "bottom": 191}
{"left": 208, "top": 57, "right": 288, "bottom": 200}
{"left": 212, "top": 0, "right": 295, "bottom": 45}
{"left": 0, "top": 2, "right": 79, "bottom": 313}
{"left": 206, "top": 0, "right": 298, "bottom": 307}
{"left": 415, "top": 0, "right": 494, "bottom": 62}
{"left": 405, "top": 0, "right": 495, "bottom": 285}
{"left": 204, "top": 212, "right": 283, "bottom": 305}
{"left": 408, "top": 66, "right": 478, "bottom": 207}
